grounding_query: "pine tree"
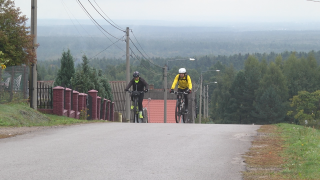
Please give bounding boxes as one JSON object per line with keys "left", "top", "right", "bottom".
{"left": 254, "top": 62, "right": 288, "bottom": 123}
{"left": 252, "top": 87, "right": 286, "bottom": 124}
{"left": 71, "top": 55, "right": 94, "bottom": 93}
{"left": 241, "top": 55, "right": 261, "bottom": 124}
{"left": 226, "top": 71, "right": 246, "bottom": 123}
{"left": 98, "top": 70, "right": 113, "bottom": 101}
{"left": 54, "top": 49, "right": 75, "bottom": 87}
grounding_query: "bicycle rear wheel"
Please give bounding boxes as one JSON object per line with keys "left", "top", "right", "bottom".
{"left": 133, "top": 98, "right": 138, "bottom": 123}
{"left": 181, "top": 104, "right": 186, "bottom": 123}
{"left": 175, "top": 102, "right": 182, "bottom": 123}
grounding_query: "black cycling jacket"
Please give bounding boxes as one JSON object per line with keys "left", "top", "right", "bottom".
{"left": 125, "top": 77, "right": 149, "bottom": 91}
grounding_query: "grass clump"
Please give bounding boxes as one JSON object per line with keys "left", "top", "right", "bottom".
{"left": 243, "top": 123, "right": 320, "bottom": 180}
{"left": 278, "top": 123, "right": 320, "bottom": 179}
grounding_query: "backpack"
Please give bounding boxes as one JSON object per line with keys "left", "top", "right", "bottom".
{"left": 178, "top": 74, "right": 189, "bottom": 83}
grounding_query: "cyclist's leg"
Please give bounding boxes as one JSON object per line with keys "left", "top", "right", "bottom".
{"left": 184, "top": 93, "right": 189, "bottom": 113}
{"left": 138, "top": 93, "right": 144, "bottom": 118}
{"left": 130, "top": 94, "right": 134, "bottom": 109}
{"left": 179, "top": 88, "right": 188, "bottom": 113}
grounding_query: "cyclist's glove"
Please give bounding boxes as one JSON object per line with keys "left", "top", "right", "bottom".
{"left": 170, "top": 89, "right": 174, "bottom": 93}
{"left": 144, "top": 89, "right": 148, "bottom": 93}
{"left": 186, "top": 89, "right": 191, "bottom": 94}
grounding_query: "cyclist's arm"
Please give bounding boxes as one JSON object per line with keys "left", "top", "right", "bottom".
{"left": 124, "top": 79, "right": 133, "bottom": 91}
{"left": 170, "top": 74, "right": 179, "bottom": 89}
{"left": 187, "top": 75, "right": 192, "bottom": 90}
{"left": 141, "top": 77, "right": 149, "bottom": 90}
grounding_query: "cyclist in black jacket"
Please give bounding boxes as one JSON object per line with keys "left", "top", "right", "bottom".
{"left": 125, "top": 71, "right": 149, "bottom": 118}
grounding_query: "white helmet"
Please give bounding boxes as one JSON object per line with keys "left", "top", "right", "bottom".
{"left": 179, "top": 68, "right": 186, "bottom": 73}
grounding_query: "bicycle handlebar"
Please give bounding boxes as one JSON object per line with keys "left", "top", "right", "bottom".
{"left": 172, "top": 91, "right": 188, "bottom": 95}
{"left": 127, "top": 90, "right": 145, "bottom": 94}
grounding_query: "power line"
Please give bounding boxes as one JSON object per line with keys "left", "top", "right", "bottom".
{"left": 130, "top": 30, "right": 152, "bottom": 60}
{"left": 89, "top": 36, "right": 125, "bottom": 60}
{"left": 130, "top": 47, "right": 162, "bottom": 76}
{"left": 61, "top": 0, "right": 83, "bottom": 38}
{"left": 88, "top": 0, "right": 125, "bottom": 32}
{"left": 129, "top": 38, "right": 162, "bottom": 68}
{"left": 76, "top": 0, "right": 125, "bottom": 53}
{"left": 77, "top": 0, "right": 123, "bottom": 41}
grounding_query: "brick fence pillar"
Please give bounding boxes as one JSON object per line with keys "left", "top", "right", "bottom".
{"left": 102, "top": 99, "right": 107, "bottom": 120}
{"left": 106, "top": 100, "right": 111, "bottom": 121}
{"left": 78, "top": 93, "right": 84, "bottom": 113}
{"left": 110, "top": 102, "right": 115, "bottom": 121}
{"left": 73, "top": 91, "right": 79, "bottom": 119}
{"left": 97, "top": 96, "right": 101, "bottom": 120}
{"left": 65, "top": 88, "right": 71, "bottom": 117}
{"left": 88, "top": 90, "right": 98, "bottom": 120}
{"left": 53, "top": 86, "right": 64, "bottom": 116}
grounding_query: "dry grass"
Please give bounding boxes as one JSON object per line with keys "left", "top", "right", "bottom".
{"left": 243, "top": 125, "right": 287, "bottom": 180}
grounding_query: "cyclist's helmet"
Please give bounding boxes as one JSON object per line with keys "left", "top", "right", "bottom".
{"left": 133, "top": 71, "right": 140, "bottom": 77}
{"left": 179, "top": 68, "right": 186, "bottom": 74}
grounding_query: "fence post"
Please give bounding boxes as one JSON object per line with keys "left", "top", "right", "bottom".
{"left": 0, "top": 68, "right": 2, "bottom": 103}
{"left": 102, "top": 99, "right": 107, "bottom": 120}
{"left": 73, "top": 91, "right": 79, "bottom": 119}
{"left": 53, "top": 86, "right": 64, "bottom": 116}
{"left": 111, "top": 102, "right": 115, "bottom": 121}
{"left": 65, "top": 88, "right": 72, "bottom": 117}
{"left": 106, "top": 100, "right": 111, "bottom": 121}
{"left": 97, "top": 96, "right": 101, "bottom": 120}
{"left": 88, "top": 90, "right": 98, "bottom": 120}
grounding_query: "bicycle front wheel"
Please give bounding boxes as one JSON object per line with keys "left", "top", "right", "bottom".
{"left": 175, "top": 103, "right": 181, "bottom": 123}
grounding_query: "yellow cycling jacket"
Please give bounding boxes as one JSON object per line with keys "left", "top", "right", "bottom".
{"left": 171, "top": 74, "right": 192, "bottom": 90}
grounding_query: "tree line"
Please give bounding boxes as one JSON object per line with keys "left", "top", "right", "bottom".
{"left": 38, "top": 50, "right": 320, "bottom": 125}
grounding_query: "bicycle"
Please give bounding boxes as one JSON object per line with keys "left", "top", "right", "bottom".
{"left": 172, "top": 91, "right": 188, "bottom": 123}
{"left": 127, "top": 90, "right": 145, "bottom": 123}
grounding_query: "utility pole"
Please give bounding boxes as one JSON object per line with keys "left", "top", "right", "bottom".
{"left": 164, "top": 65, "right": 167, "bottom": 123}
{"left": 199, "top": 74, "right": 202, "bottom": 124}
{"left": 30, "top": 0, "right": 37, "bottom": 109}
{"left": 125, "top": 27, "right": 130, "bottom": 122}
{"left": 207, "top": 85, "right": 209, "bottom": 118}
{"left": 203, "top": 87, "right": 206, "bottom": 119}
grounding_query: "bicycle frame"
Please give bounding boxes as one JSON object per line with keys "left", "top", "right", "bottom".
{"left": 127, "top": 90, "right": 144, "bottom": 123}
{"left": 174, "top": 91, "right": 188, "bottom": 123}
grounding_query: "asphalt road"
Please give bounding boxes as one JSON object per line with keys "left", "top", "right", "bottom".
{"left": 0, "top": 123, "right": 260, "bottom": 180}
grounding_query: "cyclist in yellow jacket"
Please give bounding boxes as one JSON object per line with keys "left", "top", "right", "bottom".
{"left": 170, "top": 68, "right": 192, "bottom": 113}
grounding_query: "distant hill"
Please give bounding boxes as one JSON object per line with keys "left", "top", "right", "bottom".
{"left": 36, "top": 22, "right": 320, "bottom": 61}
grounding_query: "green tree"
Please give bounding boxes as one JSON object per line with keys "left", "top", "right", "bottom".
{"left": 0, "top": 0, "right": 36, "bottom": 65}
{"left": 98, "top": 69, "right": 113, "bottom": 101}
{"left": 242, "top": 55, "right": 261, "bottom": 124}
{"left": 252, "top": 87, "right": 286, "bottom": 124}
{"left": 210, "top": 64, "right": 235, "bottom": 123}
{"left": 288, "top": 90, "right": 320, "bottom": 125}
{"left": 71, "top": 55, "right": 94, "bottom": 93}
{"left": 225, "top": 71, "right": 246, "bottom": 123}
{"left": 54, "top": 49, "right": 75, "bottom": 87}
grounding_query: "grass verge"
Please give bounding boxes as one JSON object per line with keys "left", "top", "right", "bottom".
{"left": 243, "top": 123, "right": 320, "bottom": 180}
{"left": 0, "top": 102, "right": 107, "bottom": 127}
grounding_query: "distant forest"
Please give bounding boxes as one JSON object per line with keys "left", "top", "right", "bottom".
{"left": 36, "top": 25, "right": 320, "bottom": 61}
{"left": 38, "top": 50, "right": 320, "bottom": 88}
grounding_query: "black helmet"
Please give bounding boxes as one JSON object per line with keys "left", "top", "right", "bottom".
{"left": 133, "top": 71, "right": 140, "bottom": 77}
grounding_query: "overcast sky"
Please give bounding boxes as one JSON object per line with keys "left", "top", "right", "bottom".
{"left": 12, "top": 0, "right": 320, "bottom": 25}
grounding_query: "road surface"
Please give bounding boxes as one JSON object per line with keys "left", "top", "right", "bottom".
{"left": 0, "top": 123, "right": 260, "bottom": 180}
